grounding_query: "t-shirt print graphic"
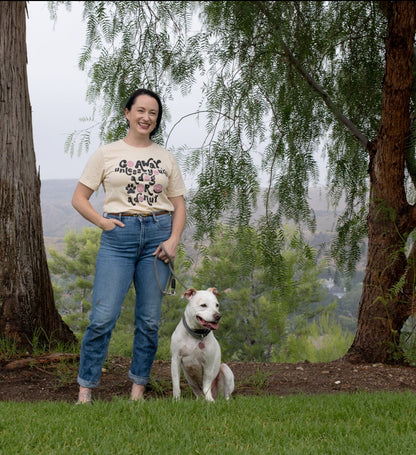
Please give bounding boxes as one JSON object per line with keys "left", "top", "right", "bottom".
{"left": 114, "top": 158, "right": 167, "bottom": 208}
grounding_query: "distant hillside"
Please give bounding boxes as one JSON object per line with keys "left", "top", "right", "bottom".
{"left": 40, "top": 179, "right": 103, "bottom": 251}
{"left": 40, "top": 179, "right": 343, "bottom": 252}
{"left": 40, "top": 179, "right": 102, "bottom": 233}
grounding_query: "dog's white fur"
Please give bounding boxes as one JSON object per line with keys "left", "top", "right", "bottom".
{"left": 170, "top": 287, "right": 234, "bottom": 402}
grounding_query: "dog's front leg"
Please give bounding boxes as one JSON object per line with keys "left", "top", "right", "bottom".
{"left": 203, "top": 386, "right": 215, "bottom": 402}
{"left": 171, "top": 355, "right": 182, "bottom": 400}
{"left": 202, "top": 375, "right": 215, "bottom": 402}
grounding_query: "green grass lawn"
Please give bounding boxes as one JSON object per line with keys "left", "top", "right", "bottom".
{"left": 1, "top": 392, "right": 416, "bottom": 454}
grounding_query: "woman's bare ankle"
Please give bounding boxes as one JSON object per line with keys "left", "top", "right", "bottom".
{"left": 131, "top": 383, "right": 145, "bottom": 401}
{"left": 77, "top": 386, "right": 92, "bottom": 404}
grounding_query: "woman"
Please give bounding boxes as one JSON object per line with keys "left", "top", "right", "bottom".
{"left": 72, "top": 88, "right": 187, "bottom": 403}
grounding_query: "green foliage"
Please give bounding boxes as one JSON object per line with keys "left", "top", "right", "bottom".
{"left": 48, "top": 228, "right": 100, "bottom": 337}
{"left": 277, "top": 313, "right": 354, "bottom": 363}
{"left": 197, "top": 1, "right": 385, "bottom": 275}
{"left": 322, "top": 279, "right": 362, "bottom": 333}
{"left": 0, "top": 336, "right": 17, "bottom": 361}
{"left": 189, "top": 223, "right": 328, "bottom": 361}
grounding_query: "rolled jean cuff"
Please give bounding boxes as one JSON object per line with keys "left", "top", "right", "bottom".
{"left": 128, "top": 370, "right": 149, "bottom": 385}
{"left": 77, "top": 376, "right": 100, "bottom": 389}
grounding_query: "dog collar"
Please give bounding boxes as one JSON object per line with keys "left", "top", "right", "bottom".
{"left": 182, "top": 314, "right": 211, "bottom": 339}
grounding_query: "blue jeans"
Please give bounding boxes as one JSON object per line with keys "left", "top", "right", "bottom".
{"left": 77, "top": 213, "right": 172, "bottom": 388}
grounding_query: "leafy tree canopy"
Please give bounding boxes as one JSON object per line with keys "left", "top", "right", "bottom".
{"left": 49, "top": 0, "right": 388, "bottom": 277}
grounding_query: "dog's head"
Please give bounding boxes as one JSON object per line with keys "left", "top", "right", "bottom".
{"left": 182, "top": 287, "right": 221, "bottom": 330}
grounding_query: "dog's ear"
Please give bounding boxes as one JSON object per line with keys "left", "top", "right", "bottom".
{"left": 181, "top": 288, "right": 197, "bottom": 300}
{"left": 207, "top": 287, "right": 220, "bottom": 296}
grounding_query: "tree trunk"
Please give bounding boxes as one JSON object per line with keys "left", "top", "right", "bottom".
{"left": 0, "top": 2, "right": 77, "bottom": 349}
{"left": 344, "top": 1, "right": 416, "bottom": 363}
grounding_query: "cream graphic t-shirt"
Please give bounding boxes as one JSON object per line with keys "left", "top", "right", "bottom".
{"left": 79, "top": 140, "right": 186, "bottom": 214}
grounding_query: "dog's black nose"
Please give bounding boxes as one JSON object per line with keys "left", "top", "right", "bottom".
{"left": 215, "top": 313, "right": 221, "bottom": 322}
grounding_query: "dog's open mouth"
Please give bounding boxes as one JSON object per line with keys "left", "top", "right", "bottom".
{"left": 197, "top": 316, "right": 219, "bottom": 331}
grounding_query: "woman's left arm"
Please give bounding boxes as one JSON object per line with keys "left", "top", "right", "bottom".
{"left": 154, "top": 195, "right": 186, "bottom": 262}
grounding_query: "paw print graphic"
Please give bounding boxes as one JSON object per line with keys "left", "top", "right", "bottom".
{"left": 126, "top": 183, "right": 136, "bottom": 194}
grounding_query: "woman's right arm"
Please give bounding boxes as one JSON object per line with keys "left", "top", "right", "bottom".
{"left": 71, "top": 182, "right": 124, "bottom": 231}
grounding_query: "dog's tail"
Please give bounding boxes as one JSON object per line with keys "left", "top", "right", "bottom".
{"left": 215, "top": 363, "right": 234, "bottom": 400}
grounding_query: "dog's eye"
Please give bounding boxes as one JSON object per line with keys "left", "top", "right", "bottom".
{"left": 201, "top": 304, "right": 207, "bottom": 308}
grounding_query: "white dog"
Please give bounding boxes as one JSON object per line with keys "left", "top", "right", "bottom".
{"left": 170, "top": 287, "right": 234, "bottom": 402}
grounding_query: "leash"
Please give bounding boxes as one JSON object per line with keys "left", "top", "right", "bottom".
{"left": 154, "top": 242, "right": 188, "bottom": 296}
{"left": 155, "top": 244, "right": 211, "bottom": 348}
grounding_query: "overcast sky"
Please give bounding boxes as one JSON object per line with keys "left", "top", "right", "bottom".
{"left": 27, "top": 1, "right": 94, "bottom": 180}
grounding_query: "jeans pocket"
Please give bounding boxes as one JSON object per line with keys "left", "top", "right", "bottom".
{"left": 156, "top": 215, "right": 172, "bottom": 232}
{"left": 103, "top": 225, "right": 118, "bottom": 233}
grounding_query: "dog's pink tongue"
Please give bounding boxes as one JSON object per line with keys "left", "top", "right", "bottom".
{"left": 197, "top": 317, "right": 219, "bottom": 331}
{"left": 206, "top": 321, "right": 219, "bottom": 330}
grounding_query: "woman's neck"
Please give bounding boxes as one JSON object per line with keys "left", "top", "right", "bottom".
{"left": 123, "top": 131, "right": 152, "bottom": 148}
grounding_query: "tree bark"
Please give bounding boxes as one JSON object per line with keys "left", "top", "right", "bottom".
{"left": 344, "top": 1, "right": 416, "bottom": 363}
{"left": 0, "top": 2, "right": 77, "bottom": 349}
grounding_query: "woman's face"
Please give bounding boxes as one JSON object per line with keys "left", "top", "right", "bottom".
{"left": 125, "top": 94, "right": 159, "bottom": 137}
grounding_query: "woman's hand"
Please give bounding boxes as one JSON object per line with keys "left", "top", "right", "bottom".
{"left": 154, "top": 239, "right": 178, "bottom": 264}
{"left": 101, "top": 217, "right": 125, "bottom": 231}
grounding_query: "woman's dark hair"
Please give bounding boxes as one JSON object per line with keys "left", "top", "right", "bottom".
{"left": 124, "top": 88, "right": 163, "bottom": 138}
